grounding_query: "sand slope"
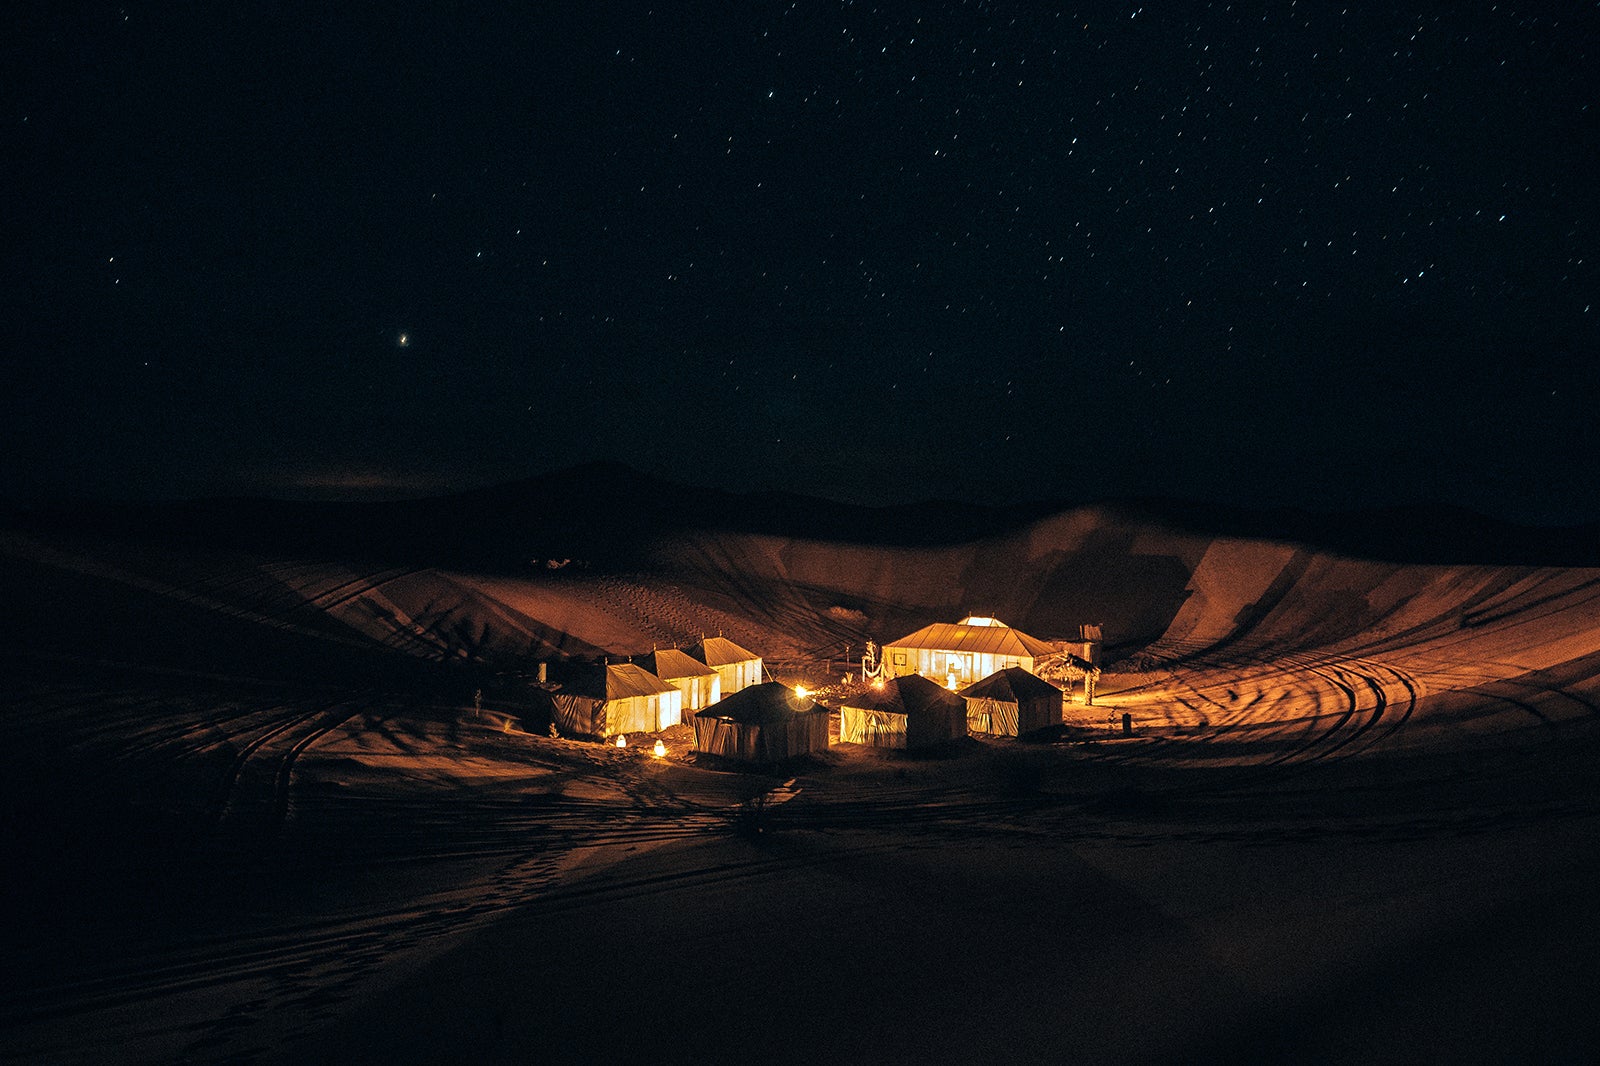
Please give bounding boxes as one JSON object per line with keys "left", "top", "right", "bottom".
{"left": 3, "top": 505, "right": 1599, "bottom": 1064}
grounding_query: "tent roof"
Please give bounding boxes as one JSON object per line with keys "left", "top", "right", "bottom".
{"left": 579, "top": 663, "right": 677, "bottom": 700}
{"left": 958, "top": 666, "right": 1064, "bottom": 703}
{"left": 696, "top": 681, "right": 826, "bottom": 724}
{"left": 637, "top": 648, "right": 717, "bottom": 680}
{"left": 690, "top": 635, "right": 760, "bottom": 666}
{"left": 604, "top": 664, "right": 680, "bottom": 700}
{"left": 842, "top": 673, "right": 964, "bottom": 717}
{"left": 884, "top": 621, "right": 1056, "bottom": 660}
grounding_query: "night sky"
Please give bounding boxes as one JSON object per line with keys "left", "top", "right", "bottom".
{"left": 6, "top": 3, "right": 1598, "bottom": 522}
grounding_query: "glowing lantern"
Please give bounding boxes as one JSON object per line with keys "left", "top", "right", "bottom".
{"left": 794, "top": 684, "right": 810, "bottom": 700}
{"left": 652, "top": 739, "right": 666, "bottom": 758}
{"left": 615, "top": 734, "right": 627, "bottom": 748}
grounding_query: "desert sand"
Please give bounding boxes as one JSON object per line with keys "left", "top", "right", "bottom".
{"left": 2, "top": 496, "right": 1598, "bottom": 1064}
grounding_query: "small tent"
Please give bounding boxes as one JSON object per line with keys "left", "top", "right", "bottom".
{"left": 692, "top": 682, "right": 829, "bottom": 763}
{"left": 688, "top": 636, "right": 764, "bottom": 697}
{"left": 958, "top": 666, "right": 1064, "bottom": 736}
{"left": 636, "top": 648, "right": 722, "bottom": 712}
{"left": 881, "top": 616, "right": 1057, "bottom": 688}
{"left": 550, "top": 663, "right": 683, "bottom": 739}
{"left": 839, "top": 673, "right": 967, "bottom": 750}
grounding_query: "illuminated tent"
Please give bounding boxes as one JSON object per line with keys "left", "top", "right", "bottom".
{"left": 692, "top": 682, "right": 829, "bottom": 763}
{"left": 635, "top": 648, "right": 722, "bottom": 712}
{"left": 687, "top": 636, "right": 764, "bottom": 697}
{"left": 550, "top": 663, "right": 683, "bottom": 739}
{"left": 958, "top": 666, "right": 1064, "bottom": 737}
{"left": 839, "top": 673, "right": 967, "bottom": 750}
{"left": 882, "top": 616, "right": 1056, "bottom": 688}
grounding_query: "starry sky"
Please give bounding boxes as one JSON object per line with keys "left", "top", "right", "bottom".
{"left": 5, "top": 2, "right": 1598, "bottom": 522}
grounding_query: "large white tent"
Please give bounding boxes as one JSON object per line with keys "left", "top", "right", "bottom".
{"left": 882, "top": 616, "right": 1057, "bottom": 688}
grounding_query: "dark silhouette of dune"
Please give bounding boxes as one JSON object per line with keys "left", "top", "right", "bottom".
{"left": 7, "top": 460, "right": 1598, "bottom": 569}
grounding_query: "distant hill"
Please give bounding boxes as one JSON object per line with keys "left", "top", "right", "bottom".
{"left": 1, "top": 461, "right": 1054, "bottom": 569}
{"left": 6, "top": 460, "right": 1598, "bottom": 569}
{"left": 1092, "top": 497, "right": 1600, "bottom": 568}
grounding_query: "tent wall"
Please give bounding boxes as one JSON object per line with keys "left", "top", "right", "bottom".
{"left": 710, "top": 658, "right": 763, "bottom": 697}
{"left": 905, "top": 703, "right": 967, "bottom": 747}
{"left": 668, "top": 672, "right": 721, "bottom": 712}
{"left": 551, "top": 694, "right": 604, "bottom": 738}
{"left": 693, "top": 714, "right": 736, "bottom": 756}
{"left": 884, "top": 647, "right": 1028, "bottom": 686}
{"left": 660, "top": 688, "right": 684, "bottom": 729}
{"left": 558, "top": 690, "right": 682, "bottom": 738}
{"left": 965, "top": 695, "right": 1060, "bottom": 736}
{"left": 783, "top": 711, "right": 829, "bottom": 758}
{"left": 839, "top": 706, "right": 909, "bottom": 749}
{"left": 694, "top": 710, "right": 828, "bottom": 762}
{"left": 621, "top": 689, "right": 681, "bottom": 733}
{"left": 607, "top": 694, "right": 653, "bottom": 735}
{"left": 965, "top": 697, "right": 1019, "bottom": 736}
{"left": 1017, "top": 693, "right": 1062, "bottom": 734}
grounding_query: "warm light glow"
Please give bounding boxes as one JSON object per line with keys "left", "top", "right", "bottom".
{"left": 794, "top": 684, "right": 810, "bottom": 700}
{"left": 615, "top": 734, "right": 627, "bottom": 748}
{"left": 652, "top": 739, "right": 666, "bottom": 758}
{"left": 946, "top": 673, "right": 958, "bottom": 690}
{"left": 871, "top": 678, "right": 885, "bottom": 690}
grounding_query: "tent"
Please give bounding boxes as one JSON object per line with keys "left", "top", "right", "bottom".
{"left": 550, "top": 663, "right": 683, "bottom": 739}
{"left": 839, "top": 673, "right": 967, "bottom": 750}
{"left": 688, "top": 636, "right": 764, "bottom": 697}
{"left": 636, "top": 648, "right": 722, "bottom": 712}
{"left": 882, "top": 616, "right": 1057, "bottom": 688}
{"left": 692, "top": 682, "right": 829, "bottom": 763}
{"left": 958, "top": 666, "right": 1064, "bottom": 736}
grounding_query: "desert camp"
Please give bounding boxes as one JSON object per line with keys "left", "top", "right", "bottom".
{"left": 10, "top": 1, "right": 1600, "bottom": 1062}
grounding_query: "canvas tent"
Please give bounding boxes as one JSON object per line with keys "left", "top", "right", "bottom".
{"left": 839, "top": 673, "right": 967, "bottom": 750}
{"left": 551, "top": 663, "right": 683, "bottom": 739}
{"left": 636, "top": 648, "right": 721, "bottom": 712}
{"left": 958, "top": 667, "right": 1064, "bottom": 736}
{"left": 692, "top": 682, "right": 829, "bottom": 763}
{"left": 882, "top": 616, "right": 1056, "bottom": 688}
{"left": 688, "top": 636, "right": 764, "bottom": 697}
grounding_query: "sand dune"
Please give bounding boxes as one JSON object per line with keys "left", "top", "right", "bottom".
{"left": 3, "top": 500, "right": 1598, "bottom": 1064}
